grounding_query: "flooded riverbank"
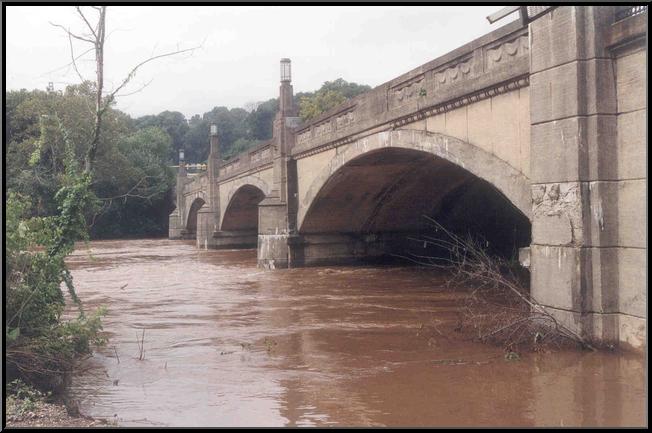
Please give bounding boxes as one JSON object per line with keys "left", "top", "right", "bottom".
{"left": 66, "top": 239, "right": 646, "bottom": 427}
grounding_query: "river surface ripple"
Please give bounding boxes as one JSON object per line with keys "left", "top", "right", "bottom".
{"left": 66, "top": 239, "right": 646, "bottom": 427}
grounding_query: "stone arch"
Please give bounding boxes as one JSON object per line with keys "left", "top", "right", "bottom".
{"left": 184, "top": 196, "right": 206, "bottom": 234}
{"left": 219, "top": 175, "right": 271, "bottom": 230}
{"left": 220, "top": 184, "right": 267, "bottom": 232}
{"left": 298, "top": 129, "right": 531, "bottom": 232}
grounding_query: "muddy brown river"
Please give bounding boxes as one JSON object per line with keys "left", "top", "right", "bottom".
{"left": 66, "top": 239, "right": 646, "bottom": 427}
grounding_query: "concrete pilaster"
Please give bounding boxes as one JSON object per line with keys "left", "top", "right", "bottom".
{"left": 529, "top": 6, "right": 645, "bottom": 348}
{"left": 196, "top": 132, "right": 222, "bottom": 249}
{"left": 257, "top": 62, "right": 301, "bottom": 268}
{"left": 169, "top": 164, "right": 187, "bottom": 239}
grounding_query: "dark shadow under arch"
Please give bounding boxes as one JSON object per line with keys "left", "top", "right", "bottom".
{"left": 299, "top": 147, "right": 530, "bottom": 262}
{"left": 221, "top": 185, "right": 266, "bottom": 232}
{"left": 185, "top": 197, "right": 206, "bottom": 236}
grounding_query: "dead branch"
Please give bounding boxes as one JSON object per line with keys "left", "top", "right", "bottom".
{"left": 102, "top": 44, "right": 201, "bottom": 109}
{"left": 405, "top": 215, "right": 595, "bottom": 352}
{"left": 52, "top": 6, "right": 202, "bottom": 174}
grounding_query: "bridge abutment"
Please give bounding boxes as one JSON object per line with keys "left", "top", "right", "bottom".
{"left": 257, "top": 199, "right": 292, "bottom": 269}
{"left": 287, "top": 232, "right": 424, "bottom": 267}
{"left": 529, "top": 6, "right": 646, "bottom": 349}
{"left": 213, "top": 230, "right": 258, "bottom": 249}
{"left": 168, "top": 210, "right": 183, "bottom": 240}
{"left": 196, "top": 205, "right": 219, "bottom": 249}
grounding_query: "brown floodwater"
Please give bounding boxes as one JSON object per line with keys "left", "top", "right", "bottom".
{"left": 66, "top": 239, "right": 646, "bottom": 427}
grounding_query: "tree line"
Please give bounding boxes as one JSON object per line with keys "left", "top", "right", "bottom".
{"left": 5, "top": 77, "right": 370, "bottom": 239}
{"left": 139, "top": 77, "right": 371, "bottom": 164}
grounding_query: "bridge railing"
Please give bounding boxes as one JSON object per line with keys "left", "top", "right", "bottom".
{"left": 181, "top": 171, "right": 208, "bottom": 194}
{"left": 218, "top": 139, "right": 274, "bottom": 181}
{"left": 213, "top": 18, "right": 531, "bottom": 168}
{"left": 614, "top": 5, "right": 647, "bottom": 22}
{"left": 290, "top": 19, "right": 529, "bottom": 158}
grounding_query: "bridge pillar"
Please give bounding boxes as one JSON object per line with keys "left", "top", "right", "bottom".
{"left": 196, "top": 125, "right": 222, "bottom": 249}
{"left": 168, "top": 211, "right": 183, "bottom": 239}
{"left": 169, "top": 160, "right": 187, "bottom": 239}
{"left": 258, "top": 58, "right": 301, "bottom": 268}
{"left": 212, "top": 230, "right": 258, "bottom": 249}
{"left": 529, "top": 6, "right": 646, "bottom": 349}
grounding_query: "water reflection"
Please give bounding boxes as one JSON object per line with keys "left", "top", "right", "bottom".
{"left": 67, "top": 239, "right": 645, "bottom": 427}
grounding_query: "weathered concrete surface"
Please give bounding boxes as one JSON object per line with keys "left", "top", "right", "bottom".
{"left": 169, "top": 6, "right": 646, "bottom": 350}
{"left": 529, "top": 6, "right": 646, "bottom": 350}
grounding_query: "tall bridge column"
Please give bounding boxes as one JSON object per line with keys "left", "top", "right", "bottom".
{"left": 197, "top": 125, "right": 222, "bottom": 249}
{"left": 168, "top": 160, "right": 187, "bottom": 239}
{"left": 529, "top": 6, "right": 646, "bottom": 348}
{"left": 258, "top": 59, "right": 301, "bottom": 268}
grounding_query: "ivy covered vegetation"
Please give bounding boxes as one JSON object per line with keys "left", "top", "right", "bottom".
{"left": 5, "top": 130, "right": 106, "bottom": 393}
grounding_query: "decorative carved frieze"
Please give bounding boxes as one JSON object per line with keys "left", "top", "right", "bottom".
{"left": 251, "top": 146, "right": 272, "bottom": 163}
{"left": 390, "top": 75, "right": 529, "bottom": 128}
{"left": 223, "top": 160, "right": 241, "bottom": 174}
{"left": 485, "top": 34, "right": 529, "bottom": 70}
{"left": 314, "top": 121, "right": 333, "bottom": 137}
{"left": 293, "top": 74, "right": 529, "bottom": 159}
{"left": 297, "top": 129, "right": 312, "bottom": 146}
{"left": 392, "top": 74, "right": 425, "bottom": 104}
{"left": 335, "top": 110, "right": 355, "bottom": 129}
{"left": 432, "top": 57, "right": 473, "bottom": 87}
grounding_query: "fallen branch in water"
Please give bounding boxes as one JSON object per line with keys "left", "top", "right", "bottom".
{"left": 397, "top": 216, "right": 595, "bottom": 352}
{"left": 135, "top": 328, "right": 146, "bottom": 361}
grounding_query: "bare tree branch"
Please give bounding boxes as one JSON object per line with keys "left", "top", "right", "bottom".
{"left": 102, "top": 44, "right": 201, "bottom": 109}
{"left": 404, "top": 215, "right": 596, "bottom": 352}
{"left": 49, "top": 22, "right": 96, "bottom": 44}
{"left": 67, "top": 31, "right": 86, "bottom": 83}
{"left": 40, "top": 47, "right": 94, "bottom": 77}
{"left": 75, "top": 6, "right": 98, "bottom": 39}
{"left": 96, "top": 176, "right": 160, "bottom": 202}
{"left": 115, "top": 78, "right": 154, "bottom": 98}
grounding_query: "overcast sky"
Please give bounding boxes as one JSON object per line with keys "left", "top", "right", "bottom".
{"left": 6, "top": 6, "right": 515, "bottom": 119}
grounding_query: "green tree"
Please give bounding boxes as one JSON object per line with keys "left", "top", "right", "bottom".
{"left": 91, "top": 127, "right": 175, "bottom": 238}
{"left": 245, "top": 98, "right": 278, "bottom": 141}
{"left": 181, "top": 115, "right": 210, "bottom": 163}
{"left": 298, "top": 78, "right": 371, "bottom": 121}
{"left": 134, "top": 110, "right": 188, "bottom": 161}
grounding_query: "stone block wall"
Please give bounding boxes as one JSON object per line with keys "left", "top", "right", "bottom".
{"left": 529, "top": 6, "right": 646, "bottom": 349}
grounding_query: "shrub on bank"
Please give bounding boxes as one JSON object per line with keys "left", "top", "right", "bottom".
{"left": 5, "top": 191, "right": 106, "bottom": 393}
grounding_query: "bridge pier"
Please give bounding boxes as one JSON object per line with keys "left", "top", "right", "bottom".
{"left": 287, "top": 232, "right": 426, "bottom": 267}
{"left": 213, "top": 230, "right": 257, "bottom": 249}
{"left": 196, "top": 205, "right": 218, "bottom": 249}
{"left": 168, "top": 210, "right": 183, "bottom": 240}
{"left": 257, "top": 200, "right": 292, "bottom": 269}
{"left": 529, "top": 6, "right": 646, "bottom": 348}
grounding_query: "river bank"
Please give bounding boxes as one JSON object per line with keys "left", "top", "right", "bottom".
{"left": 5, "top": 394, "right": 113, "bottom": 428}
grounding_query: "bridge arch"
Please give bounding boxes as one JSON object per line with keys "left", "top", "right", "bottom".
{"left": 220, "top": 181, "right": 268, "bottom": 232}
{"left": 184, "top": 196, "right": 206, "bottom": 237}
{"left": 298, "top": 129, "right": 531, "bottom": 260}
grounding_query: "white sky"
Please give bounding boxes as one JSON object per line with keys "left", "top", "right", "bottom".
{"left": 5, "top": 6, "right": 515, "bottom": 119}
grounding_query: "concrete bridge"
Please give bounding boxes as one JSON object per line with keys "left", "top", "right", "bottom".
{"left": 169, "top": 6, "right": 646, "bottom": 350}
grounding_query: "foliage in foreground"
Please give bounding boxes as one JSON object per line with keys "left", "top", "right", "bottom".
{"left": 6, "top": 187, "right": 106, "bottom": 393}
